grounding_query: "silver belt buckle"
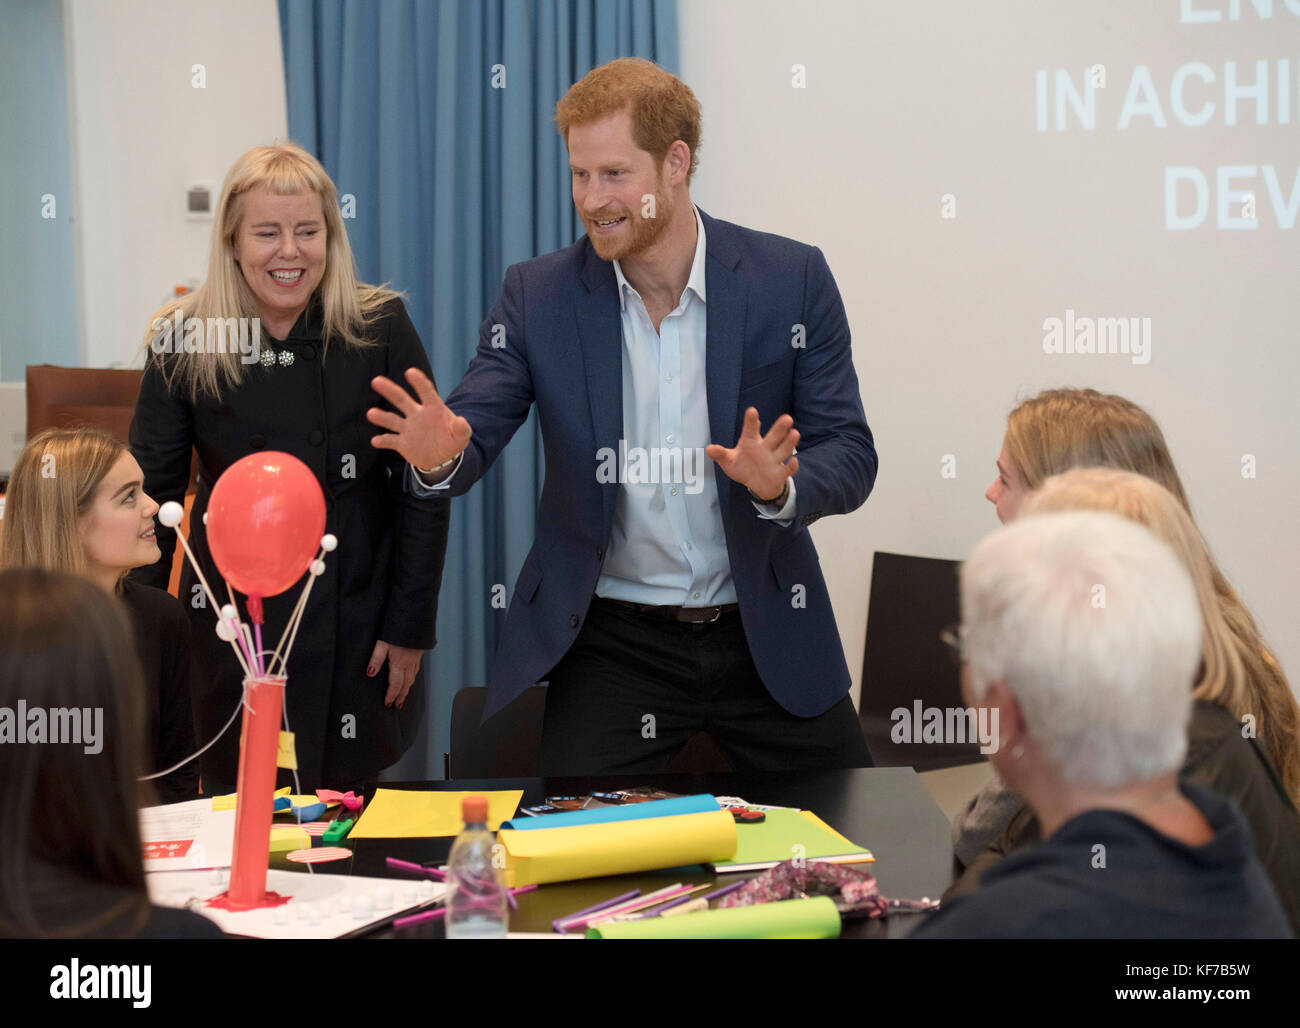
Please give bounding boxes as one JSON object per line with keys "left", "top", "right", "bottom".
{"left": 680, "top": 605, "right": 722, "bottom": 624}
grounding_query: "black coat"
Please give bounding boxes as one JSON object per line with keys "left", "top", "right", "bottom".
{"left": 129, "top": 297, "right": 450, "bottom": 791}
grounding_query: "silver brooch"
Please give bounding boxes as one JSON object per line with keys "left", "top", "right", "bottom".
{"left": 259, "top": 348, "right": 295, "bottom": 368}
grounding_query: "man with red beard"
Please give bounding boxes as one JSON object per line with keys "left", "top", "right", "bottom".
{"left": 369, "top": 59, "right": 877, "bottom": 774}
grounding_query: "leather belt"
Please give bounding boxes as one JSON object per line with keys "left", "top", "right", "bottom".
{"left": 600, "top": 596, "right": 739, "bottom": 624}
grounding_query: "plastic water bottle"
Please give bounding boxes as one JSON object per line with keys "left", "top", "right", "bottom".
{"left": 445, "top": 795, "right": 508, "bottom": 938}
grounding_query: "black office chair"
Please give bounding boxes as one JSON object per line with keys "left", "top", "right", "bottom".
{"left": 445, "top": 686, "right": 733, "bottom": 778}
{"left": 859, "top": 551, "right": 984, "bottom": 771}
{"left": 446, "top": 686, "right": 548, "bottom": 779}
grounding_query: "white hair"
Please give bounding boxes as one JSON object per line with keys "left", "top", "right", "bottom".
{"left": 962, "top": 510, "right": 1201, "bottom": 788}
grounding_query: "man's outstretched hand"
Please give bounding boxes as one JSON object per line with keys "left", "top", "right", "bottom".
{"left": 368, "top": 368, "right": 472, "bottom": 472}
{"left": 705, "top": 407, "right": 799, "bottom": 503}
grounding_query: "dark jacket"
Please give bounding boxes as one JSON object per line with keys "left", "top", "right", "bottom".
{"left": 6, "top": 862, "right": 224, "bottom": 939}
{"left": 129, "top": 297, "right": 450, "bottom": 790}
{"left": 914, "top": 783, "right": 1291, "bottom": 939}
{"left": 946, "top": 700, "right": 1300, "bottom": 934}
{"left": 439, "top": 209, "right": 877, "bottom": 719}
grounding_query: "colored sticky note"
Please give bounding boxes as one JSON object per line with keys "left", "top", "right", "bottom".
{"left": 212, "top": 785, "right": 291, "bottom": 812}
{"left": 349, "top": 789, "right": 523, "bottom": 838}
{"left": 277, "top": 731, "right": 297, "bottom": 770}
{"left": 586, "top": 896, "right": 841, "bottom": 940}
{"left": 269, "top": 825, "right": 310, "bottom": 852}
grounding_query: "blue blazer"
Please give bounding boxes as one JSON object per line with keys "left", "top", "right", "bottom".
{"left": 441, "top": 209, "right": 877, "bottom": 719}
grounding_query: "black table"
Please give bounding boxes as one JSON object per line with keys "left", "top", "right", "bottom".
{"left": 302, "top": 767, "right": 953, "bottom": 939}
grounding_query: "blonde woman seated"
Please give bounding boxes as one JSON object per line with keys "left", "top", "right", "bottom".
{"left": 949, "top": 468, "right": 1300, "bottom": 932}
{"left": 961, "top": 389, "right": 1300, "bottom": 862}
{"left": 0, "top": 568, "right": 221, "bottom": 937}
{"left": 1, "top": 428, "right": 199, "bottom": 802}
{"left": 911, "top": 511, "right": 1290, "bottom": 938}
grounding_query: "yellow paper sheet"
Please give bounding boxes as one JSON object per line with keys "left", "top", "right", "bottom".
{"left": 797, "top": 810, "right": 873, "bottom": 859}
{"left": 349, "top": 789, "right": 524, "bottom": 838}
{"left": 498, "top": 810, "right": 737, "bottom": 887}
{"left": 211, "top": 786, "right": 291, "bottom": 812}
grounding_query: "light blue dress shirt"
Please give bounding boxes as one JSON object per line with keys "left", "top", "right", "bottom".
{"left": 409, "top": 205, "right": 796, "bottom": 607}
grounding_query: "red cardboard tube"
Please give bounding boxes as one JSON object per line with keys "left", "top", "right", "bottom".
{"left": 226, "top": 675, "right": 287, "bottom": 909}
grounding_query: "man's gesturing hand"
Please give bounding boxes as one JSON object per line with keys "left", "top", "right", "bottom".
{"left": 368, "top": 368, "right": 472, "bottom": 472}
{"left": 705, "top": 407, "right": 799, "bottom": 503}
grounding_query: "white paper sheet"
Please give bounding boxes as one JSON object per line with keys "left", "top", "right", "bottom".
{"left": 139, "top": 798, "right": 235, "bottom": 870}
{"left": 147, "top": 868, "right": 445, "bottom": 939}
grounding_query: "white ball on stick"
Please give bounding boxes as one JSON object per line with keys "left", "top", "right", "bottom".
{"left": 158, "top": 501, "right": 184, "bottom": 528}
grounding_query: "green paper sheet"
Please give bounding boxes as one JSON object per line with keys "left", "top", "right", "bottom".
{"left": 710, "top": 809, "right": 872, "bottom": 869}
{"left": 586, "top": 896, "right": 842, "bottom": 939}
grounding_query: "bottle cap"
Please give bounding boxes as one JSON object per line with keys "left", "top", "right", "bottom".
{"left": 462, "top": 795, "right": 489, "bottom": 823}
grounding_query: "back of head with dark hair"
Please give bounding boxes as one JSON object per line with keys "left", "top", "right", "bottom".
{"left": 0, "top": 568, "right": 151, "bottom": 937}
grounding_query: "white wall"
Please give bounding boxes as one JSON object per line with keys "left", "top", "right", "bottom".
{"left": 679, "top": 0, "right": 1300, "bottom": 701}
{"left": 64, "top": 0, "right": 288, "bottom": 369}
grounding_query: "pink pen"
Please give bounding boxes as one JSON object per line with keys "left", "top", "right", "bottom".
{"left": 385, "top": 856, "right": 446, "bottom": 880}
{"left": 393, "top": 884, "right": 535, "bottom": 931}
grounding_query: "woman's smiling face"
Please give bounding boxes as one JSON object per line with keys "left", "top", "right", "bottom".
{"left": 78, "top": 452, "right": 161, "bottom": 579}
{"left": 232, "top": 185, "right": 327, "bottom": 336}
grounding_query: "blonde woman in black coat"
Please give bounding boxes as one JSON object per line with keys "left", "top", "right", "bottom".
{"left": 130, "top": 143, "right": 450, "bottom": 793}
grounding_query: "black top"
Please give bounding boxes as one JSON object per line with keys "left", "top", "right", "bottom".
{"left": 118, "top": 579, "right": 200, "bottom": 804}
{"left": 5, "top": 866, "right": 224, "bottom": 939}
{"left": 912, "top": 783, "right": 1293, "bottom": 939}
{"left": 135, "top": 904, "right": 226, "bottom": 939}
{"left": 129, "top": 297, "right": 450, "bottom": 790}
{"left": 947, "top": 700, "right": 1300, "bottom": 932}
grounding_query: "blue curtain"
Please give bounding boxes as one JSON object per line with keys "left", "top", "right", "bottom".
{"left": 0, "top": 0, "right": 78, "bottom": 375}
{"left": 278, "top": 0, "right": 678, "bottom": 778}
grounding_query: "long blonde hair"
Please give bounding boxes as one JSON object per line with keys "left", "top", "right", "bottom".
{"left": 142, "top": 142, "right": 396, "bottom": 401}
{"left": 0, "top": 428, "right": 126, "bottom": 587}
{"left": 1026, "top": 468, "right": 1300, "bottom": 806}
{"left": 1005, "top": 388, "right": 1191, "bottom": 510}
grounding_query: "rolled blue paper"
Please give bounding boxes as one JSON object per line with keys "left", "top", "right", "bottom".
{"left": 503, "top": 794, "right": 720, "bottom": 831}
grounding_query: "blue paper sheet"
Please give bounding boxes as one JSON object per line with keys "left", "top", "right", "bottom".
{"left": 502, "top": 794, "right": 720, "bottom": 830}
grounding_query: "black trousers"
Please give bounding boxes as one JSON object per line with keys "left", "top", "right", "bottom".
{"left": 540, "top": 598, "right": 873, "bottom": 776}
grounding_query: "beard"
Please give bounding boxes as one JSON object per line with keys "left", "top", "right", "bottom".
{"left": 583, "top": 179, "right": 675, "bottom": 262}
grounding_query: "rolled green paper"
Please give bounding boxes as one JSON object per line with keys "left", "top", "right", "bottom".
{"left": 585, "top": 896, "right": 841, "bottom": 939}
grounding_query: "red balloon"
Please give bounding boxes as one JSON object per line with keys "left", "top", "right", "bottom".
{"left": 206, "top": 452, "right": 326, "bottom": 598}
